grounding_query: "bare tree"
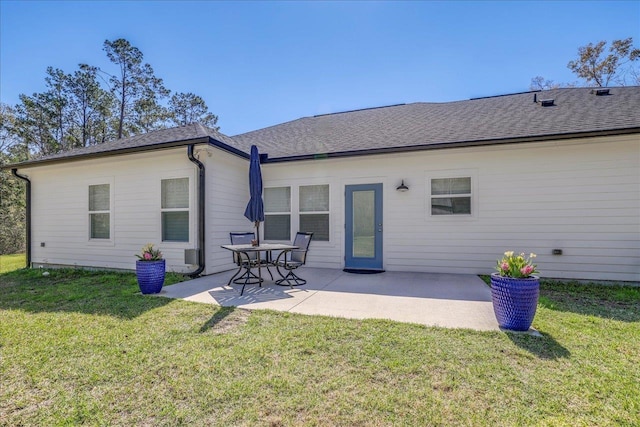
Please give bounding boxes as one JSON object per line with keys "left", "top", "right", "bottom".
{"left": 567, "top": 37, "right": 640, "bottom": 87}
{"left": 529, "top": 76, "right": 561, "bottom": 91}
{"left": 530, "top": 37, "right": 639, "bottom": 89}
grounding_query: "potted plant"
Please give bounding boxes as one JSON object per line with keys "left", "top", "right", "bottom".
{"left": 135, "top": 243, "right": 165, "bottom": 294}
{"left": 491, "top": 251, "right": 540, "bottom": 331}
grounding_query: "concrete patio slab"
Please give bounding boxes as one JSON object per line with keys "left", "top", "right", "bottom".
{"left": 157, "top": 268, "right": 500, "bottom": 331}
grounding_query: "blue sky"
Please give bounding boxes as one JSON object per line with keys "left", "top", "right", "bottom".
{"left": 1, "top": 1, "right": 638, "bottom": 136}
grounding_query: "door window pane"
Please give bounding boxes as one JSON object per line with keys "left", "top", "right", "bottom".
{"left": 352, "top": 190, "right": 375, "bottom": 258}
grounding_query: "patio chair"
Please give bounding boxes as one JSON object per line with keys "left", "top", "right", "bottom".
{"left": 274, "top": 232, "right": 313, "bottom": 288}
{"left": 228, "top": 232, "right": 273, "bottom": 287}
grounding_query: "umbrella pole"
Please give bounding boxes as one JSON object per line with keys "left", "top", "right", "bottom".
{"left": 256, "top": 221, "right": 260, "bottom": 245}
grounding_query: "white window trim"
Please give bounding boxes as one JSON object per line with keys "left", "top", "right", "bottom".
{"left": 160, "top": 175, "right": 193, "bottom": 245}
{"left": 299, "top": 184, "right": 330, "bottom": 242}
{"left": 87, "top": 177, "right": 114, "bottom": 245}
{"left": 426, "top": 169, "right": 478, "bottom": 220}
{"left": 264, "top": 183, "right": 333, "bottom": 243}
{"left": 264, "top": 186, "right": 292, "bottom": 242}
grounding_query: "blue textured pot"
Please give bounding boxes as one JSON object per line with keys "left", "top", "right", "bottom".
{"left": 136, "top": 260, "right": 165, "bottom": 294}
{"left": 490, "top": 273, "right": 539, "bottom": 331}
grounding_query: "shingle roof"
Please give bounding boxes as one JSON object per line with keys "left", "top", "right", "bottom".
{"left": 15, "top": 123, "right": 241, "bottom": 166}
{"left": 6, "top": 86, "right": 639, "bottom": 169}
{"left": 233, "top": 86, "right": 640, "bottom": 160}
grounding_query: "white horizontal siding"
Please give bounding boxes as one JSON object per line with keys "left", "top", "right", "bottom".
{"left": 263, "top": 134, "right": 640, "bottom": 282}
{"left": 202, "top": 148, "right": 253, "bottom": 274}
{"left": 26, "top": 148, "right": 200, "bottom": 273}
{"left": 21, "top": 134, "right": 640, "bottom": 282}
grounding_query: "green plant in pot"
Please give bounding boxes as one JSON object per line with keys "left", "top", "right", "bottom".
{"left": 491, "top": 251, "right": 540, "bottom": 331}
{"left": 135, "top": 244, "right": 165, "bottom": 294}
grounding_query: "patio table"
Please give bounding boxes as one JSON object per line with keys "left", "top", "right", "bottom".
{"left": 221, "top": 243, "right": 298, "bottom": 295}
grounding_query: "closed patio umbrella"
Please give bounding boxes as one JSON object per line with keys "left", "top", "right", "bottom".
{"left": 244, "top": 145, "right": 264, "bottom": 244}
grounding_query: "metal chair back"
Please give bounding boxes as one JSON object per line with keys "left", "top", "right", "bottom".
{"left": 229, "top": 232, "right": 257, "bottom": 264}
{"left": 291, "top": 232, "right": 313, "bottom": 264}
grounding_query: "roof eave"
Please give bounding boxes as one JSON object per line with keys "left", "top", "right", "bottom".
{"left": 262, "top": 127, "right": 640, "bottom": 163}
{"left": 2, "top": 135, "right": 250, "bottom": 170}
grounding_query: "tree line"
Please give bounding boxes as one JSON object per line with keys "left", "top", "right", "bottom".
{"left": 4, "top": 38, "right": 218, "bottom": 157}
{"left": 0, "top": 38, "right": 219, "bottom": 255}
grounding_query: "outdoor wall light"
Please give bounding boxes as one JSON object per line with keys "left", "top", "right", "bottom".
{"left": 396, "top": 179, "right": 409, "bottom": 192}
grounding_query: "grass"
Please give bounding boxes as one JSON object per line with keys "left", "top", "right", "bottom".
{"left": 1, "top": 268, "right": 639, "bottom": 426}
{"left": 0, "top": 253, "right": 26, "bottom": 274}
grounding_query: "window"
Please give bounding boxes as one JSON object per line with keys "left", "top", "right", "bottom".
{"left": 264, "top": 184, "right": 331, "bottom": 241}
{"left": 89, "top": 184, "right": 110, "bottom": 239}
{"left": 299, "top": 185, "right": 329, "bottom": 241}
{"left": 264, "top": 187, "right": 290, "bottom": 240}
{"left": 430, "top": 177, "right": 471, "bottom": 215}
{"left": 161, "top": 178, "right": 189, "bottom": 242}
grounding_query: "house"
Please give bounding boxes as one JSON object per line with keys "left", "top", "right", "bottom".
{"left": 5, "top": 87, "right": 640, "bottom": 282}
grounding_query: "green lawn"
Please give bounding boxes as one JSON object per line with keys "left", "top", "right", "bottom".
{"left": 1, "top": 268, "right": 638, "bottom": 426}
{"left": 0, "top": 253, "right": 26, "bottom": 274}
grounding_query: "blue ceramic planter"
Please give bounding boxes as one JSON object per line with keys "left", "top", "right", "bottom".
{"left": 136, "top": 260, "right": 165, "bottom": 294}
{"left": 490, "top": 273, "right": 539, "bottom": 331}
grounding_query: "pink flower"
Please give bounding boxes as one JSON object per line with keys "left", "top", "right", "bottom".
{"left": 520, "top": 265, "right": 534, "bottom": 276}
{"left": 500, "top": 262, "right": 509, "bottom": 271}
{"left": 143, "top": 252, "right": 152, "bottom": 260}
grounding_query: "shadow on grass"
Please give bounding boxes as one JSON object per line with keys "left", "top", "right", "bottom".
{"left": 0, "top": 268, "right": 186, "bottom": 319}
{"left": 538, "top": 282, "right": 640, "bottom": 322}
{"left": 506, "top": 331, "right": 571, "bottom": 360}
{"left": 199, "top": 306, "right": 251, "bottom": 333}
{"left": 480, "top": 276, "right": 640, "bottom": 323}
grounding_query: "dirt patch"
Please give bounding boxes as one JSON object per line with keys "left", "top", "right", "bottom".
{"left": 201, "top": 307, "right": 251, "bottom": 334}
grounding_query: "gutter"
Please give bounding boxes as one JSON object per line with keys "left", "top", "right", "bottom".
{"left": 260, "top": 127, "right": 640, "bottom": 163}
{"left": 186, "top": 144, "right": 206, "bottom": 277}
{"left": 11, "top": 169, "right": 31, "bottom": 268}
{"left": 0, "top": 136, "right": 250, "bottom": 171}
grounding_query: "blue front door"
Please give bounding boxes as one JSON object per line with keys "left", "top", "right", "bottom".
{"left": 345, "top": 183, "right": 383, "bottom": 271}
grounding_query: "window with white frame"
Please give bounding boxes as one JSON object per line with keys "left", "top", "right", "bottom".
{"left": 299, "top": 184, "right": 329, "bottom": 241}
{"left": 88, "top": 184, "right": 110, "bottom": 239}
{"left": 264, "top": 186, "right": 291, "bottom": 240}
{"left": 430, "top": 177, "right": 472, "bottom": 215}
{"left": 161, "top": 177, "right": 189, "bottom": 242}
